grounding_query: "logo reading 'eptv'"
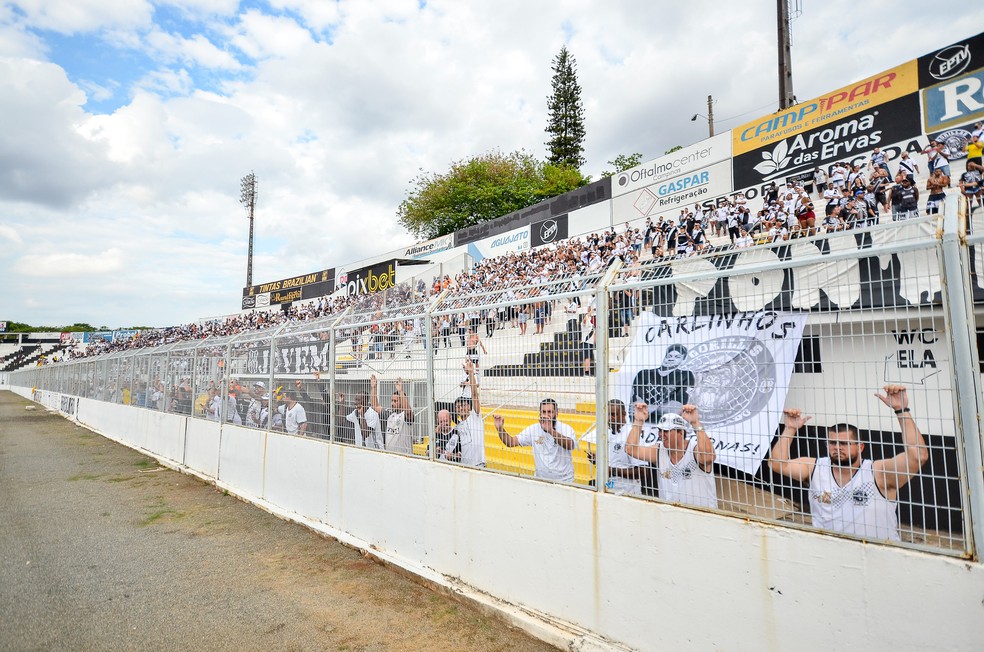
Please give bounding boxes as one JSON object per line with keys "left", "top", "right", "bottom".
{"left": 539, "top": 219, "right": 557, "bottom": 243}
{"left": 929, "top": 44, "right": 972, "bottom": 81}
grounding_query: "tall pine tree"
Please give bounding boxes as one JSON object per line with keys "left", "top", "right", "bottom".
{"left": 544, "top": 46, "right": 586, "bottom": 170}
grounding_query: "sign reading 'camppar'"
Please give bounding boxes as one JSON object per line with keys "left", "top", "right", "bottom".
{"left": 733, "top": 94, "right": 922, "bottom": 190}
{"left": 732, "top": 62, "right": 919, "bottom": 158}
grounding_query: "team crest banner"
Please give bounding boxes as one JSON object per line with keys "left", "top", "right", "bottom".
{"left": 613, "top": 310, "right": 808, "bottom": 474}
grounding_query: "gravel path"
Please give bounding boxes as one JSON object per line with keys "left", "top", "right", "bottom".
{"left": 0, "top": 391, "right": 558, "bottom": 652}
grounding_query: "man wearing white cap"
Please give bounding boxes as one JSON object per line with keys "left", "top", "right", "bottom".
{"left": 625, "top": 402, "right": 717, "bottom": 509}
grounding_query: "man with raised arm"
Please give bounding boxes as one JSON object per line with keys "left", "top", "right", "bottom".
{"left": 278, "top": 389, "right": 307, "bottom": 436}
{"left": 624, "top": 402, "right": 717, "bottom": 509}
{"left": 584, "top": 399, "right": 646, "bottom": 496}
{"left": 346, "top": 388, "right": 383, "bottom": 449}
{"left": 768, "top": 385, "right": 929, "bottom": 542}
{"left": 371, "top": 375, "right": 414, "bottom": 455}
{"left": 493, "top": 398, "right": 576, "bottom": 483}
{"left": 445, "top": 360, "right": 486, "bottom": 467}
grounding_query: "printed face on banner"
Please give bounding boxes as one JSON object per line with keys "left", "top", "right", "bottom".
{"left": 613, "top": 310, "right": 807, "bottom": 474}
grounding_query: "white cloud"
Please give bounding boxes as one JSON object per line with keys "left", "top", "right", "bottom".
{"left": 145, "top": 30, "right": 242, "bottom": 70}
{"left": 0, "top": 0, "right": 981, "bottom": 329}
{"left": 0, "top": 224, "right": 24, "bottom": 245}
{"left": 134, "top": 67, "right": 194, "bottom": 95}
{"left": 227, "top": 10, "right": 315, "bottom": 60}
{"left": 0, "top": 6, "right": 47, "bottom": 57}
{"left": 15, "top": 247, "right": 125, "bottom": 276}
{"left": 8, "top": 0, "right": 153, "bottom": 34}
{"left": 77, "top": 78, "right": 118, "bottom": 102}
{"left": 156, "top": 0, "right": 240, "bottom": 19}
{"left": 0, "top": 57, "right": 119, "bottom": 207}
{"left": 268, "top": 0, "right": 341, "bottom": 32}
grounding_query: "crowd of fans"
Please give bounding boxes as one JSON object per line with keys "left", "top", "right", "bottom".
{"left": 44, "top": 129, "right": 981, "bottom": 366}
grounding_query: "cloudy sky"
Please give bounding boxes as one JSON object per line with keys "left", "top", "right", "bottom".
{"left": 1, "top": 1, "right": 980, "bottom": 329}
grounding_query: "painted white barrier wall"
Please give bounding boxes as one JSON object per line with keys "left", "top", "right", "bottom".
{"left": 28, "top": 392, "right": 984, "bottom": 652}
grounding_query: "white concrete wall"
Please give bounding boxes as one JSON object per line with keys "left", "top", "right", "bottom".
{"left": 22, "top": 390, "right": 984, "bottom": 652}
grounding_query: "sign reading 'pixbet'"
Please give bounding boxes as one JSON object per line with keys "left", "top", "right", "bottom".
{"left": 337, "top": 261, "right": 397, "bottom": 296}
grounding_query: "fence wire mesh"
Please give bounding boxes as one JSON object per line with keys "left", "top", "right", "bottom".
{"left": 11, "top": 212, "right": 984, "bottom": 557}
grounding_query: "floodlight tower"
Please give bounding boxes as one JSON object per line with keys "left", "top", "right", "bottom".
{"left": 240, "top": 172, "right": 257, "bottom": 288}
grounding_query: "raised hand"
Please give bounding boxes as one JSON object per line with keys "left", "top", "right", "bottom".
{"left": 875, "top": 384, "right": 908, "bottom": 412}
{"left": 783, "top": 408, "right": 812, "bottom": 431}
{"left": 680, "top": 404, "right": 700, "bottom": 428}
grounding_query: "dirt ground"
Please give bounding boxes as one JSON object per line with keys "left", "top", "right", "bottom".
{"left": 0, "top": 391, "right": 559, "bottom": 652}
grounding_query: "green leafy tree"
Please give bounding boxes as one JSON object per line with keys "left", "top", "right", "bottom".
{"left": 545, "top": 46, "right": 586, "bottom": 170}
{"left": 397, "top": 150, "right": 588, "bottom": 240}
{"left": 600, "top": 153, "right": 644, "bottom": 177}
{"left": 665, "top": 145, "right": 683, "bottom": 154}
{"left": 63, "top": 322, "right": 97, "bottom": 332}
{"left": 1, "top": 321, "right": 34, "bottom": 333}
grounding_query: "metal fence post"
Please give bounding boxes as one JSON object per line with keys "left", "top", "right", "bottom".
{"left": 328, "top": 308, "right": 350, "bottom": 443}
{"left": 425, "top": 290, "right": 448, "bottom": 462}
{"left": 941, "top": 195, "right": 984, "bottom": 558}
{"left": 594, "top": 261, "right": 623, "bottom": 494}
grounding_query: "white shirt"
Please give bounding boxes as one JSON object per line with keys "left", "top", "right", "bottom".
{"left": 446, "top": 411, "right": 486, "bottom": 467}
{"left": 809, "top": 458, "right": 900, "bottom": 541}
{"left": 346, "top": 407, "right": 383, "bottom": 448}
{"left": 657, "top": 437, "right": 718, "bottom": 509}
{"left": 516, "top": 420, "right": 576, "bottom": 482}
{"left": 246, "top": 398, "right": 263, "bottom": 428}
{"left": 207, "top": 395, "right": 222, "bottom": 421}
{"left": 226, "top": 395, "right": 242, "bottom": 425}
{"left": 596, "top": 423, "right": 646, "bottom": 495}
{"left": 385, "top": 410, "right": 413, "bottom": 454}
{"left": 282, "top": 402, "right": 307, "bottom": 435}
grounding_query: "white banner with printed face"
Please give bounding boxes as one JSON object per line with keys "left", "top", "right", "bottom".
{"left": 612, "top": 310, "right": 808, "bottom": 474}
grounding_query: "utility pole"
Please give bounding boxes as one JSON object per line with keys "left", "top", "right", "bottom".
{"left": 240, "top": 172, "right": 257, "bottom": 289}
{"left": 777, "top": 0, "right": 797, "bottom": 109}
{"left": 706, "top": 95, "right": 715, "bottom": 137}
{"left": 691, "top": 96, "right": 715, "bottom": 138}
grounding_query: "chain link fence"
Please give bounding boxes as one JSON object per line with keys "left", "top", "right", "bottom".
{"left": 11, "top": 198, "right": 984, "bottom": 558}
